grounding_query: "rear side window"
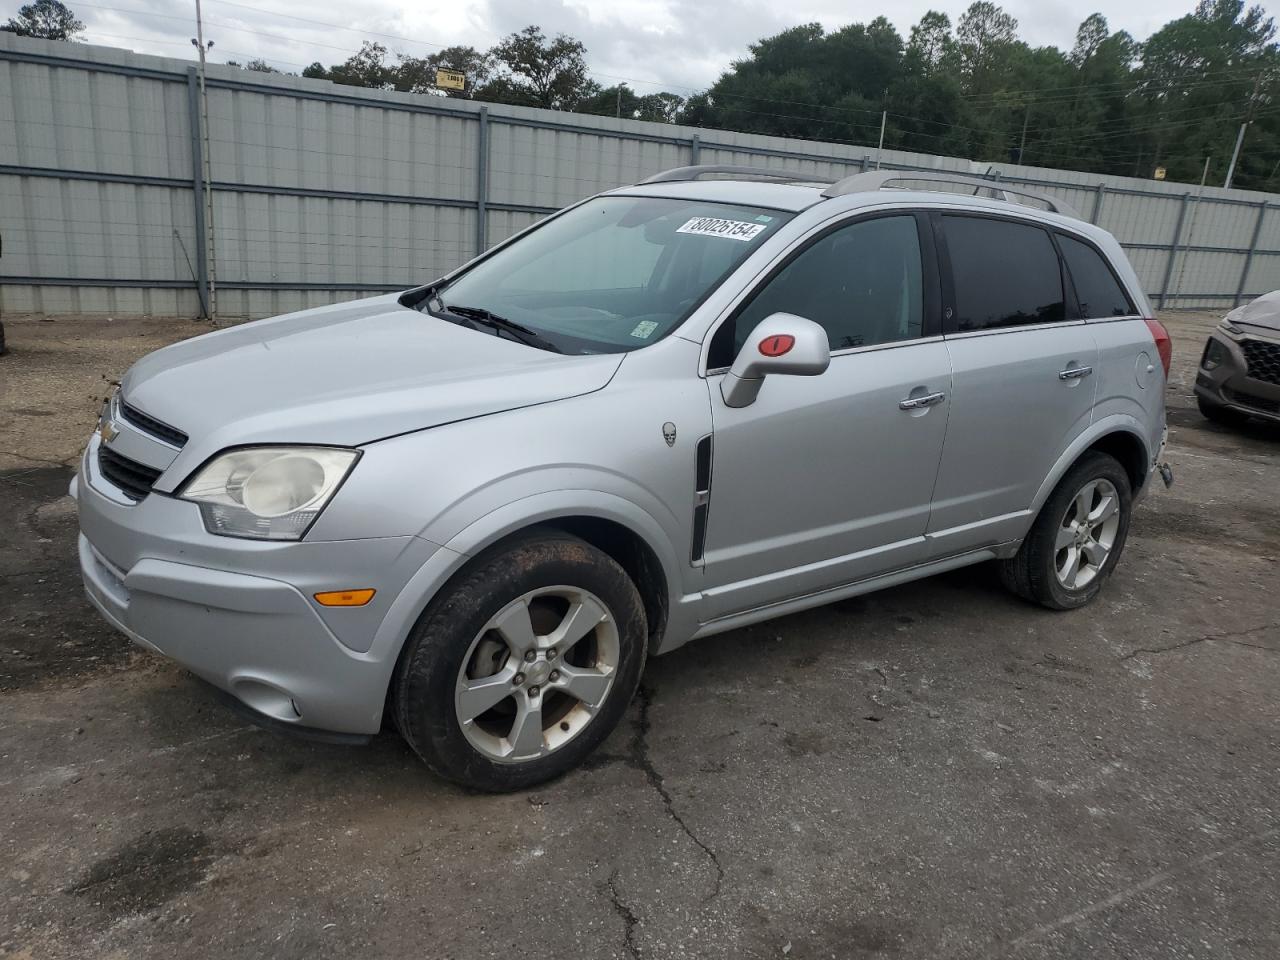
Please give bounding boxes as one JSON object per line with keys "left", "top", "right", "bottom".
{"left": 943, "top": 216, "right": 1064, "bottom": 331}
{"left": 1058, "top": 234, "right": 1135, "bottom": 318}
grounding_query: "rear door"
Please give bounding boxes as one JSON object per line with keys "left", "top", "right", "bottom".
{"left": 926, "top": 213, "right": 1099, "bottom": 555}
{"left": 1055, "top": 232, "right": 1164, "bottom": 462}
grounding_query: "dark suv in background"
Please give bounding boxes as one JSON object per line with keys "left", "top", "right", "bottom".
{"left": 1196, "top": 291, "right": 1280, "bottom": 426}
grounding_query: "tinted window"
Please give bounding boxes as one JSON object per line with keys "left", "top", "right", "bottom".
{"left": 944, "top": 216, "right": 1064, "bottom": 331}
{"left": 1058, "top": 234, "right": 1135, "bottom": 318}
{"left": 710, "top": 215, "right": 924, "bottom": 366}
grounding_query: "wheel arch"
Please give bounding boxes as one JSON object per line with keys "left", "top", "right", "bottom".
{"left": 1031, "top": 417, "right": 1152, "bottom": 515}
{"left": 1083, "top": 430, "right": 1150, "bottom": 495}
{"left": 373, "top": 490, "right": 684, "bottom": 675}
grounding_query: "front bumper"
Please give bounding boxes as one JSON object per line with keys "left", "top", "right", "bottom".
{"left": 75, "top": 436, "right": 441, "bottom": 734}
{"left": 1194, "top": 332, "right": 1280, "bottom": 423}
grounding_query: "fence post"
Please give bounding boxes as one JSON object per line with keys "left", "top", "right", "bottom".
{"left": 475, "top": 106, "right": 489, "bottom": 259}
{"left": 1234, "top": 200, "right": 1268, "bottom": 307}
{"left": 1159, "top": 193, "right": 1191, "bottom": 309}
{"left": 861, "top": 154, "right": 871, "bottom": 171}
{"left": 690, "top": 134, "right": 700, "bottom": 165}
{"left": 185, "top": 67, "right": 209, "bottom": 320}
{"left": 1090, "top": 184, "right": 1106, "bottom": 225}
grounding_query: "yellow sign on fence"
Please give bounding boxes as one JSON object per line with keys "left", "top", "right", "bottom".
{"left": 435, "top": 69, "right": 466, "bottom": 92}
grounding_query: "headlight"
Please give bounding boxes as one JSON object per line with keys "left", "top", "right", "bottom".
{"left": 1202, "top": 338, "right": 1228, "bottom": 370}
{"left": 1220, "top": 318, "right": 1243, "bottom": 336}
{"left": 180, "top": 446, "right": 359, "bottom": 540}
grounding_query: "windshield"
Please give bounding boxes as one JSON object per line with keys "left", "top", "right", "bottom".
{"left": 430, "top": 196, "right": 794, "bottom": 354}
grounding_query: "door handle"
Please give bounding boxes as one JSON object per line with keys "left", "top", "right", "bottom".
{"left": 899, "top": 391, "right": 946, "bottom": 410}
{"left": 1058, "top": 365, "right": 1093, "bottom": 380}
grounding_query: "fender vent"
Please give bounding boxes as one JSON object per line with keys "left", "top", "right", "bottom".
{"left": 690, "top": 435, "right": 713, "bottom": 564}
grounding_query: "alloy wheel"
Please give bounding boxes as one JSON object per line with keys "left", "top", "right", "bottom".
{"left": 1054, "top": 477, "right": 1122, "bottom": 590}
{"left": 454, "top": 586, "right": 620, "bottom": 763}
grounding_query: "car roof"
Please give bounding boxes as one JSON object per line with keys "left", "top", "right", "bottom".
{"left": 607, "top": 179, "right": 829, "bottom": 212}
{"left": 610, "top": 176, "right": 1107, "bottom": 240}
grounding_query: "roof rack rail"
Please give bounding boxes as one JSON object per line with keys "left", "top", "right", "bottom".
{"left": 640, "top": 164, "right": 836, "bottom": 186}
{"left": 821, "top": 170, "right": 1080, "bottom": 218}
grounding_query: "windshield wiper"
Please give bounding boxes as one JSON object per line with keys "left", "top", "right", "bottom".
{"left": 438, "top": 303, "right": 564, "bottom": 354}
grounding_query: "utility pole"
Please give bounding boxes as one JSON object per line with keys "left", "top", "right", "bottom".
{"left": 1016, "top": 99, "right": 1031, "bottom": 165}
{"left": 1224, "top": 71, "right": 1265, "bottom": 190}
{"left": 615, "top": 84, "right": 622, "bottom": 119}
{"left": 1176, "top": 156, "right": 1212, "bottom": 296}
{"left": 875, "top": 109, "right": 886, "bottom": 169}
{"left": 191, "top": 0, "right": 218, "bottom": 322}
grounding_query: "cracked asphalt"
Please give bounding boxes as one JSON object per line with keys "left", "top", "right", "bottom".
{"left": 1, "top": 311, "right": 1278, "bottom": 959}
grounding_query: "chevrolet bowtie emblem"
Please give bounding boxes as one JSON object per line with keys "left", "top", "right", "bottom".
{"left": 99, "top": 419, "right": 119, "bottom": 444}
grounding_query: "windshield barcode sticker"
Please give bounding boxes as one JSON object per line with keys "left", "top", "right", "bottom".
{"left": 676, "top": 217, "right": 767, "bottom": 242}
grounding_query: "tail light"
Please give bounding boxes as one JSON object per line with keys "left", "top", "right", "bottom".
{"left": 1144, "top": 318, "right": 1172, "bottom": 378}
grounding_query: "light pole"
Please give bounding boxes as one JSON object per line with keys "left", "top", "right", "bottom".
{"left": 191, "top": 0, "right": 218, "bottom": 322}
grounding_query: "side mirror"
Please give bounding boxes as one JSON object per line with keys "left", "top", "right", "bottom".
{"left": 721, "top": 313, "right": 830, "bottom": 408}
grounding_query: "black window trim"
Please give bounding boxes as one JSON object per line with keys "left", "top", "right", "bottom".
{"left": 702, "top": 208, "right": 943, "bottom": 374}
{"left": 1051, "top": 228, "right": 1140, "bottom": 321}
{"left": 932, "top": 209, "right": 1079, "bottom": 337}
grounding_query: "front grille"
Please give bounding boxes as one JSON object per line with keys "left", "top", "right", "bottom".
{"left": 119, "top": 399, "right": 188, "bottom": 448}
{"left": 1241, "top": 338, "right": 1280, "bottom": 385}
{"left": 98, "top": 445, "right": 162, "bottom": 501}
{"left": 1225, "top": 387, "right": 1280, "bottom": 415}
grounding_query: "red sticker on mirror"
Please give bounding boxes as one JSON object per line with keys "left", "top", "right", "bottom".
{"left": 759, "top": 334, "right": 795, "bottom": 357}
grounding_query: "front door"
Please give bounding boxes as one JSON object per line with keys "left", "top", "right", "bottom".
{"left": 699, "top": 213, "right": 952, "bottom": 620}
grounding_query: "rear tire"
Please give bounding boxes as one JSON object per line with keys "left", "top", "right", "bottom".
{"left": 1198, "top": 395, "right": 1248, "bottom": 427}
{"left": 1000, "top": 452, "right": 1133, "bottom": 610}
{"left": 394, "top": 529, "right": 647, "bottom": 792}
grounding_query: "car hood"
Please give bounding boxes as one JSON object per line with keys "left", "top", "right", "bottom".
{"left": 121, "top": 294, "right": 623, "bottom": 475}
{"left": 1226, "top": 290, "right": 1280, "bottom": 332}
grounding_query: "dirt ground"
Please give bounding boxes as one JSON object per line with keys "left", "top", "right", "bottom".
{"left": 1, "top": 309, "right": 1277, "bottom": 959}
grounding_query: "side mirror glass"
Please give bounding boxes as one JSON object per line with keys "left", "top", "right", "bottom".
{"left": 721, "top": 313, "right": 831, "bottom": 407}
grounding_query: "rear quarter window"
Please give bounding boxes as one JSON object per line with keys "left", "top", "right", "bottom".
{"left": 1057, "top": 234, "right": 1136, "bottom": 319}
{"left": 943, "top": 216, "right": 1065, "bottom": 331}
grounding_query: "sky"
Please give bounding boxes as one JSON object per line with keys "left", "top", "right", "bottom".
{"left": 41, "top": 0, "right": 1251, "bottom": 95}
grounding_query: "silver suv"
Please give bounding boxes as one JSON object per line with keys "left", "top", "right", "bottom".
{"left": 76, "top": 167, "right": 1172, "bottom": 791}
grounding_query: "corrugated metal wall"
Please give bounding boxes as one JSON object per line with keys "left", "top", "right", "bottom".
{"left": 3, "top": 32, "right": 1279, "bottom": 319}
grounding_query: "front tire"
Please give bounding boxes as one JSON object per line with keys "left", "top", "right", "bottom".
{"left": 1000, "top": 452, "right": 1133, "bottom": 610}
{"left": 394, "top": 530, "right": 647, "bottom": 792}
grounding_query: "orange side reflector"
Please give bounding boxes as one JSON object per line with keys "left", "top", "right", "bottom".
{"left": 314, "top": 589, "right": 376, "bottom": 607}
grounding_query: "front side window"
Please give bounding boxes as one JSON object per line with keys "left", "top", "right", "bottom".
{"left": 431, "top": 196, "right": 792, "bottom": 354}
{"left": 1058, "top": 234, "right": 1135, "bottom": 319}
{"left": 709, "top": 215, "right": 925, "bottom": 367}
{"left": 943, "top": 216, "right": 1064, "bottom": 331}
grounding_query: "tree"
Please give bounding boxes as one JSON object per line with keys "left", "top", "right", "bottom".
{"left": 395, "top": 46, "right": 494, "bottom": 97}
{"left": 1136, "top": 0, "right": 1277, "bottom": 183}
{"left": 579, "top": 85, "right": 685, "bottom": 122}
{"left": 326, "top": 41, "right": 395, "bottom": 90}
{"left": 906, "top": 11, "right": 955, "bottom": 72}
{"left": 1070, "top": 13, "right": 1110, "bottom": 64}
{"left": 2, "top": 0, "right": 84, "bottom": 40}
{"left": 485, "top": 26, "right": 597, "bottom": 110}
{"left": 637, "top": 92, "right": 685, "bottom": 123}
{"left": 956, "top": 2, "right": 1018, "bottom": 84}
{"left": 226, "top": 58, "right": 280, "bottom": 74}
